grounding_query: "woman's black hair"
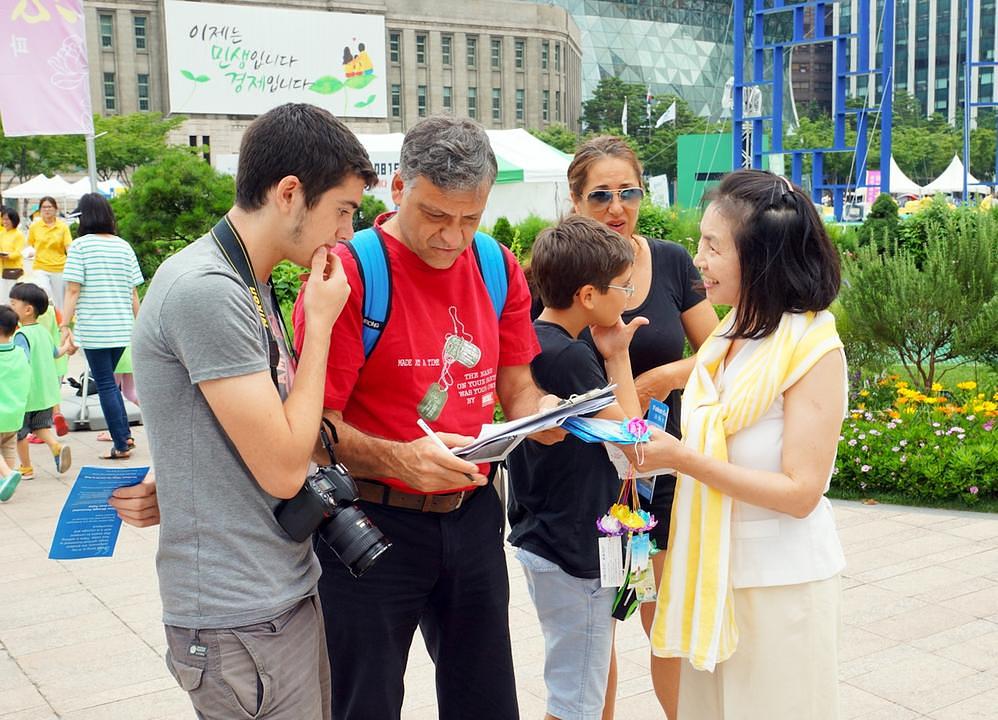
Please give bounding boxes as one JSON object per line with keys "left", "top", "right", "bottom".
{"left": 76, "top": 192, "right": 118, "bottom": 235}
{"left": 2, "top": 207, "right": 20, "bottom": 227}
{"left": 705, "top": 168, "right": 841, "bottom": 339}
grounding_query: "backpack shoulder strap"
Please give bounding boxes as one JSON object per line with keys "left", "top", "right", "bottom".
{"left": 471, "top": 231, "right": 509, "bottom": 320}
{"left": 344, "top": 227, "right": 391, "bottom": 358}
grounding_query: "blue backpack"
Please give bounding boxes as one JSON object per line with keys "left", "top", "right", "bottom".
{"left": 345, "top": 227, "right": 510, "bottom": 358}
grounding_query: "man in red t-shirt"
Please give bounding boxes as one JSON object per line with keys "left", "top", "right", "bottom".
{"left": 292, "top": 116, "right": 557, "bottom": 720}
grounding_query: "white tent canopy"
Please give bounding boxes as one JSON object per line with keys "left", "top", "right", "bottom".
{"left": 922, "top": 155, "right": 992, "bottom": 195}
{"left": 66, "top": 176, "right": 127, "bottom": 199}
{"left": 4, "top": 174, "right": 75, "bottom": 199}
{"left": 354, "top": 129, "right": 571, "bottom": 224}
{"left": 888, "top": 156, "right": 923, "bottom": 195}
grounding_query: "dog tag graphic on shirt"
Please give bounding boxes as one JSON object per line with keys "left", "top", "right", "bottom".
{"left": 418, "top": 382, "right": 448, "bottom": 421}
{"left": 443, "top": 335, "right": 481, "bottom": 369}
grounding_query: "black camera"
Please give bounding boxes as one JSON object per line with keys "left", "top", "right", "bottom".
{"left": 275, "top": 426, "right": 391, "bottom": 577}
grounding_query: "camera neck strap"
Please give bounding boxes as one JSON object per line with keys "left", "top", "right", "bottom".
{"left": 209, "top": 215, "right": 297, "bottom": 388}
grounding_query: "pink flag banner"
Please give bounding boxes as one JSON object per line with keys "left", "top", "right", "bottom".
{"left": 0, "top": 0, "right": 93, "bottom": 136}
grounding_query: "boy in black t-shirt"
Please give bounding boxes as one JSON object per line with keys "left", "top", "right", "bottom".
{"left": 507, "top": 215, "right": 646, "bottom": 720}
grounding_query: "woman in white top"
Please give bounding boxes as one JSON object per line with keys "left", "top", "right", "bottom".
{"left": 61, "top": 193, "right": 144, "bottom": 459}
{"left": 631, "top": 168, "right": 847, "bottom": 719}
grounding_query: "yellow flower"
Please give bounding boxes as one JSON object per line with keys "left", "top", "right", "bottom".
{"left": 957, "top": 381, "right": 977, "bottom": 390}
{"left": 859, "top": 390, "right": 870, "bottom": 397}
{"left": 888, "top": 410, "right": 901, "bottom": 419}
{"left": 851, "top": 412, "right": 861, "bottom": 419}
{"left": 931, "top": 383, "right": 943, "bottom": 392}
{"left": 903, "top": 406, "right": 916, "bottom": 415}
{"left": 896, "top": 381, "right": 909, "bottom": 389}
{"left": 981, "top": 401, "right": 997, "bottom": 413}
{"left": 857, "top": 403, "right": 866, "bottom": 410}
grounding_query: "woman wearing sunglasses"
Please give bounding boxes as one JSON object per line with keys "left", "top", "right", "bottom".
{"left": 568, "top": 136, "right": 718, "bottom": 720}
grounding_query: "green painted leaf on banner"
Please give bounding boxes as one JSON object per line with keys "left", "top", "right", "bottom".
{"left": 345, "top": 74, "right": 375, "bottom": 90}
{"left": 354, "top": 94, "right": 377, "bottom": 108}
{"left": 194, "top": 74, "right": 210, "bottom": 83}
{"left": 309, "top": 76, "right": 344, "bottom": 95}
{"left": 181, "top": 69, "right": 195, "bottom": 81}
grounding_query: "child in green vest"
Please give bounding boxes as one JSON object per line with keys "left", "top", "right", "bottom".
{"left": 0, "top": 305, "right": 30, "bottom": 500}
{"left": 8, "top": 283, "right": 74, "bottom": 480}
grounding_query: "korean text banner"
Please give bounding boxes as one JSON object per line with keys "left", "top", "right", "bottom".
{"left": 0, "top": 0, "right": 94, "bottom": 136}
{"left": 164, "top": 0, "right": 387, "bottom": 118}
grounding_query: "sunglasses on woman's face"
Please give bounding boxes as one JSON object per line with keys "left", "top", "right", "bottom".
{"left": 585, "top": 187, "right": 644, "bottom": 209}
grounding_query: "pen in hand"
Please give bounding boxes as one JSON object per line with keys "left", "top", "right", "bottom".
{"left": 416, "top": 418, "right": 478, "bottom": 484}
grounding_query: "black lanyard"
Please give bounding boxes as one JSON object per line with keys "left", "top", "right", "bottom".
{"left": 209, "top": 215, "right": 296, "bottom": 388}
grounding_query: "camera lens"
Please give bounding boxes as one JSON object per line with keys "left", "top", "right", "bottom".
{"left": 318, "top": 504, "right": 392, "bottom": 577}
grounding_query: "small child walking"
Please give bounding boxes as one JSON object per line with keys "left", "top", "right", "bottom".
{"left": 8, "top": 283, "right": 74, "bottom": 479}
{"left": 0, "top": 305, "right": 30, "bottom": 500}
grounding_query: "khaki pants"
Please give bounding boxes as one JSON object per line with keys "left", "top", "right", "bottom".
{"left": 164, "top": 595, "right": 331, "bottom": 720}
{"left": 678, "top": 575, "right": 841, "bottom": 720}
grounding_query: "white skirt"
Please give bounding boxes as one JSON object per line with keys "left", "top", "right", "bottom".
{"left": 678, "top": 575, "right": 841, "bottom": 720}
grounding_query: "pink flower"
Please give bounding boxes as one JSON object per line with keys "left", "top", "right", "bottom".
{"left": 861, "top": 465, "right": 871, "bottom": 473}
{"left": 969, "top": 486, "right": 979, "bottom": 495}
{"left": 625, "top": 418, "right": 650, "bottom": 442}
{"left": 985, "top": 422, "right": 994, "bottom": 432}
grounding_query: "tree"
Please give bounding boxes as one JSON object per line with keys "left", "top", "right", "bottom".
{"left": 0, "top": 120, "right": 80, "bottom": 187}
{"left": 112, "top": 147, "right": 234, "bottom": 279}
{"left": 839, "top": 211, "right": 998, "bottom": 389}
{"left": 354, "top": 194, "right": 387, "bottom": 231}
{"left": 856, "top": 193, "right": 900, "bottom": 250}
{"left": 529, "top": 124, "right": 580, "bottom": 154}
{"left": 90, "top": 113, "right": 187, "bottom": 184}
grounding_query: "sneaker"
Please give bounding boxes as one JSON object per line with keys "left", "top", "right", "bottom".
{"left": 53, "top": 412, "right": 69, "bottom": 437}
{"left": 54, "top": 444, "right": 71, "bottom": 475}
{"left": 17, "top": 466, "right": 33, "bottom": 480}
{"left": 28, "top": 434, "right": 43, "bottom": 444}
{"left": 0, "top": 471, "right": 22, "bottom": 502}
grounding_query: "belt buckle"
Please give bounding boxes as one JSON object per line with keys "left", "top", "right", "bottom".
{"left": 452, "top": 490, "right": 467, "bottom": 510}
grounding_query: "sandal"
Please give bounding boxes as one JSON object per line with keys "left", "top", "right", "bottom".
{"left": 101, "top": 448, "right": 131, "bottom": 460}
{"left": 97, "top": 432, "right": 135, "bottom": 449}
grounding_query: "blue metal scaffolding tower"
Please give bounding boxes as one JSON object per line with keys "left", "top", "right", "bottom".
{"left": 733, "top": 0, "right": 895, "bottom": 219}
{"left": 964, "top": 0, "right": 998, "bottom": 199}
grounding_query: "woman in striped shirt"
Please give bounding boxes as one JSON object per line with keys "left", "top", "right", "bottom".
{"left": 61, "top": 193, "right": 144, "bottom": 459}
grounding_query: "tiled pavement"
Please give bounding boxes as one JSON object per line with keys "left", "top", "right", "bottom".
{"left": 3, "top": 424, "right": 998, "bottom": 719}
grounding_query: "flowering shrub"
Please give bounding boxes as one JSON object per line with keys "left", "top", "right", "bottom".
{"left": 834, "top": 375, "right": 998, "bottom": 505}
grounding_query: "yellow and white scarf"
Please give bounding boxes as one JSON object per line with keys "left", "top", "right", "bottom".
{"left": 650, "top": 309, "right": 843, "bottom": 671}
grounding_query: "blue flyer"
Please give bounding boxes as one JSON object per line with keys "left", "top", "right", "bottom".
{"left": 647, "top": 399, "right": 670, "bottom": 429}
{"left": 48, "top": 466, "right": 150, "bottom": 560}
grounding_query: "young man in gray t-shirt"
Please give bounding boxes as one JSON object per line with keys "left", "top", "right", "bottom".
{"left": 130, "top": 103, "right": 377, "bottom": 720}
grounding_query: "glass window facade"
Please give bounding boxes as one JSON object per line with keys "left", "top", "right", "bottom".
{"left": 418, "top": 85, "right": 427, "bottom": 116}
{"left": 443, "top": 86, "right": 452, "bottom": 110}
{"left": 492, "top": 88, "right": 502, "bottom": 121}
{"left": 516, "top": 88, "right": 525, "bottom": 121}
{"left": 515, "top": 39, "right": 525, "bottom": 69}
{"left": 531, "top": 1, "right": 736, "bottom": 113}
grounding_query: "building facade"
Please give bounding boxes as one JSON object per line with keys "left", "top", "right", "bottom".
{"left": 836, "top": 0, "right": 998, "bottom": 124}
{"left": 82, "top": 0, "right": 582, "bottom": 157}
{"left": 532, "top": 0, "right": 736, "bottom": 116}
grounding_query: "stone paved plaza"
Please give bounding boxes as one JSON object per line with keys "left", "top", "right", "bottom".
{"left": 3, "top": 424, "right": 998, "bottom": 719}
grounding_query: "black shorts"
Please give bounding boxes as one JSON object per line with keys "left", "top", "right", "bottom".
{"left": 638, "top": 473, "right": 676, "bottom": 550}
{"left": 17, "top": 408, "right": 53, "bottom": 440}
